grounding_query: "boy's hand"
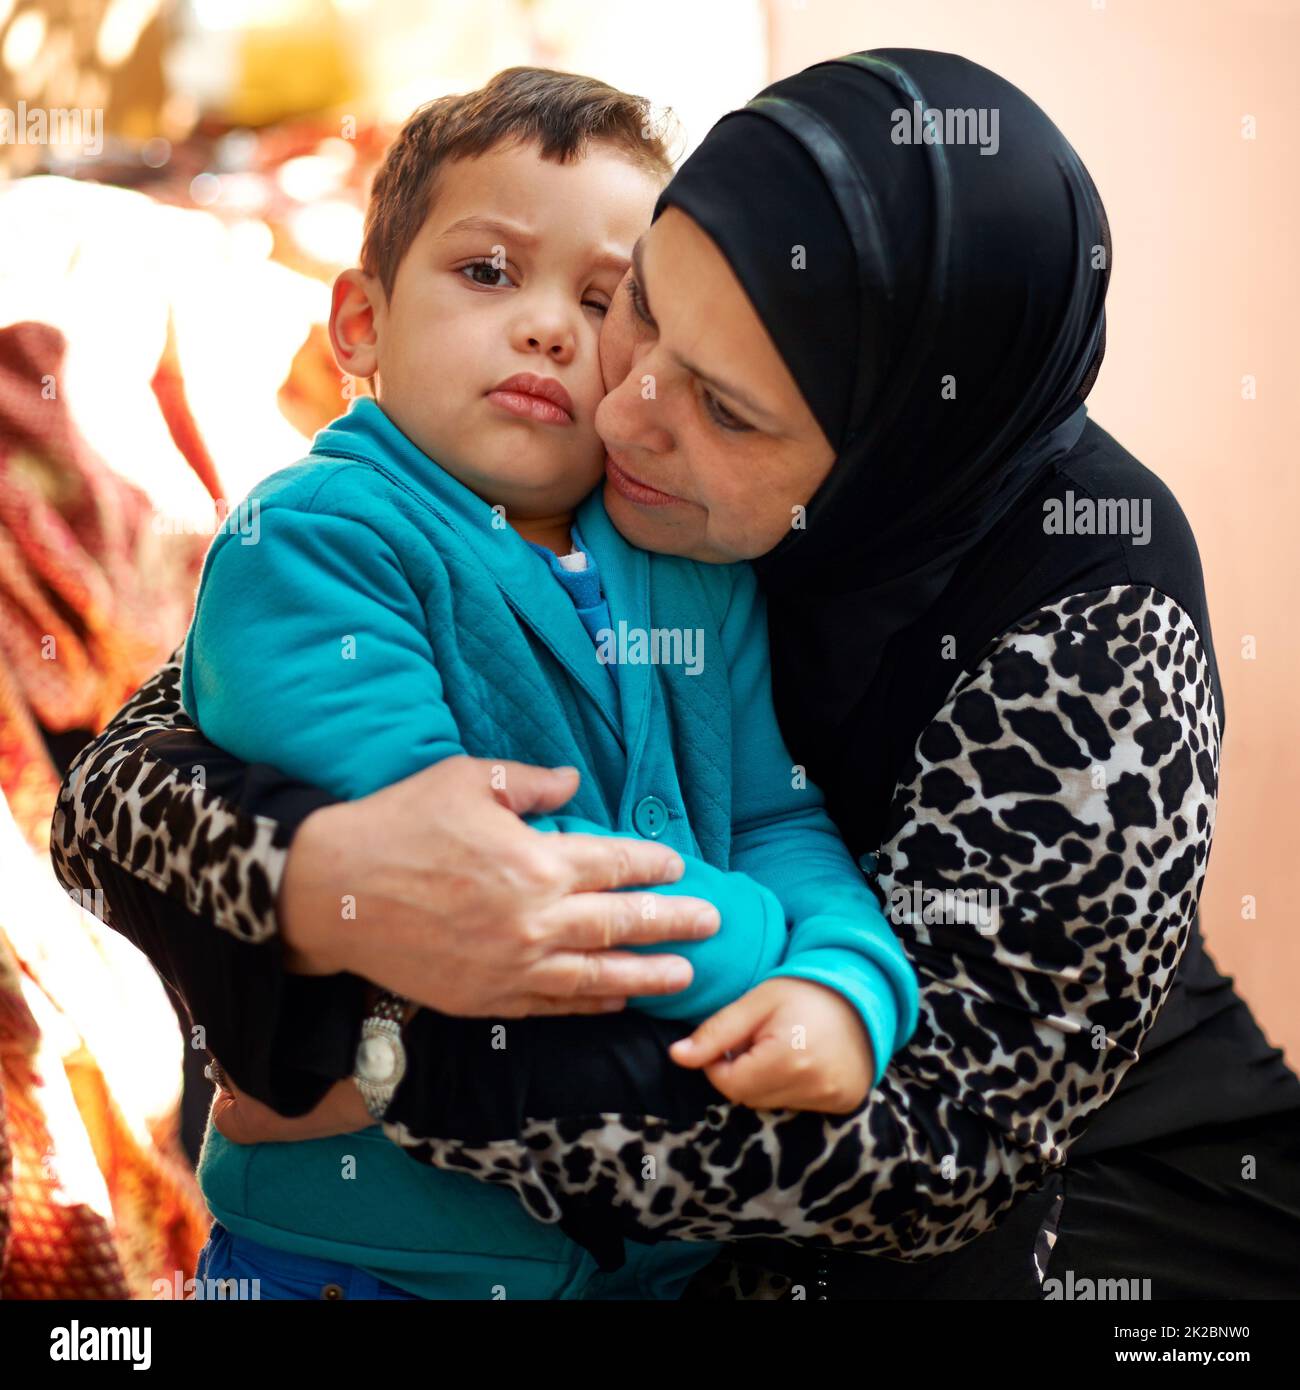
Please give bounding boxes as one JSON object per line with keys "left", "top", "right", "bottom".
{"left": 211, "top": 1070, "right": 374, "bottom": 1144}
{"left": 668, "top": 977, "right": 873, "bottom": 1114}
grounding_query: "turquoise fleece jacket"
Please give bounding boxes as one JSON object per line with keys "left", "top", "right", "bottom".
{"left": 180, "top": 398, "right": 918, "bottom": 1297}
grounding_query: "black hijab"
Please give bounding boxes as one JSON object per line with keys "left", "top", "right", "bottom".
{"left": 652, "top": 49, "right": 1113, "bottom": 845}
{"left": 425, "top": 58, "right": 1243, "bottom": 1275}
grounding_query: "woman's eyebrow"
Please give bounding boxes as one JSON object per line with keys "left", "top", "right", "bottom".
{"left": 634, "top": 234, "right": 778, "bottom": 427}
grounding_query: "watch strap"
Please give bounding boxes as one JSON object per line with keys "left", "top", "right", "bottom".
{"left": 354, "top": 989, "right": 411, "bottom": 1121}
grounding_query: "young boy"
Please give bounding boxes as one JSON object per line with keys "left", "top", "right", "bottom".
{"left": 184, "top": 67, "right": 918, "bottom": 1300}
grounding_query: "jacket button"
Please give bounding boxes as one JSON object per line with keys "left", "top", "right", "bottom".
{"left": 320, "top": 1283, "right": 346, "bottom": 1300}
{"left": 632, "top": 795, "right": 669, "bottom": 839}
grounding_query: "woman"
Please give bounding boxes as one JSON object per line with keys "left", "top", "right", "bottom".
{"left": 53, "top": 49, "right": 1300, "bottom": 1298}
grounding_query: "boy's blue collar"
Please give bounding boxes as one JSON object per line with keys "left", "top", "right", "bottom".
{"left": 311, "top": 397, "right": 503, "bottom": 539}
{"left": 309, "top": 396, "right": 636, "bottom": 738}
{"left": 312, "top": 399, "right": 627, "bottom": 585}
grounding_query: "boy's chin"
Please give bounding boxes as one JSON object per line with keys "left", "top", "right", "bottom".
{"left": 502, "top": 465, "right": 605, "bottom": 512}
{"left": 521, "top": 455, "right": 605, "bottom": 500}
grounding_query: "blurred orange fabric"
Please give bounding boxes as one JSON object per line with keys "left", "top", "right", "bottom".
{"left": 0, "top": 319, "right": 212, "bottom": 1297}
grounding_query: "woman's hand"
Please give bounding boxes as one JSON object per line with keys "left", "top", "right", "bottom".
{"left": 277, "top": 755, "right": 720, "bottom": 1017}
{"left": 211, "top": 1069, "right": 374, "bottom": 1144}
{"left": 667, "top": 978, "right": 874, "bottom": 1114}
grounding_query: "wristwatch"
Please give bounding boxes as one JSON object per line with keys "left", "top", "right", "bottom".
{"left": 353, "top": 989, "right": 410, "bottom": 1121}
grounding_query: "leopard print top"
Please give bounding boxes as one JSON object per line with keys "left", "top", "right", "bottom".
{"left": 51, "top": 583, "right": 1218, "bottom": 1262}
{"left": 388, "top": 585, "right": 1220, "bottom": 1257}
{"left": 51, "top": 649, "right": 292, "bottom": 946}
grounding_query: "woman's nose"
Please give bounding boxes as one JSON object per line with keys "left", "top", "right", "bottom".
{"left": 596, "top": 356, "right": 675, "bottom": 455}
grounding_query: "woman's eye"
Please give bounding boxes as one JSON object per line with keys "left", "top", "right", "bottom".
{"left": 702, "top": 386, "right": 753, "bottom": 434}
{"left": 625, "top": 274, "right": 655, "bottom": 329}
{"left": 460, "top": 261, "right": 514, "bottom": 288}
{"left": 582, "top": 297, "right": 609, "bottom": 316}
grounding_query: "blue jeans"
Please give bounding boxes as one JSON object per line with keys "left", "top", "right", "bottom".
{"left": 194, "top": 1222, "right": 425, "bottom": 1301}
{"left": 195, "top": 1219, "right": 717, "bottom": 1301}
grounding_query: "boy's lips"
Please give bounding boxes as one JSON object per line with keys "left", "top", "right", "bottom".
{"left": 486, "top": 372, "right": 575, "bottom": 425}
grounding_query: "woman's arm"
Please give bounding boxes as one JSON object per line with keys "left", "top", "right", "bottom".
{"left": 49, "top": 652, "right": 717, "bottom": 1118}
{"left": 380, "top": 586, "right": 1220, "bottom": 1259}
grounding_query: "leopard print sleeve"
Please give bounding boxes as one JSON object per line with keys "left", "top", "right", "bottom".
{"left": 50, "top": 648, "right": 297, "bottom": 944}
{"left": 385, "top": 585, "right": 1220, "bottom": 1259}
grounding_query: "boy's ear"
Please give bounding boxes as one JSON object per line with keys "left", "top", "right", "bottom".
{"left": 329, "top": 269, "right": 382, "bottom": 382}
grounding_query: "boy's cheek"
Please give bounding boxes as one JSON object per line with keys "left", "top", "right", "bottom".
{"left": 573, "top": 425, "right": 611, "bottom": 485}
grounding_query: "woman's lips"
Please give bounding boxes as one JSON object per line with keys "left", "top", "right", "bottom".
{"left": 604, "top": 454, "right": 681, "bottom": 507}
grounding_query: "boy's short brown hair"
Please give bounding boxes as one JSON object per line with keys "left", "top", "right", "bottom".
{"left": 361, "top": 66, "right": 677, "bottom": 297}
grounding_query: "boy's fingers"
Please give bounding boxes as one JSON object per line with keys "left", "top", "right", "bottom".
{"left": 703, "top": 1032, "right": 789, "bottom": 1101}
{"left": 670, "top": 993, "right": 767, "bottom": 1068}
{"left": 210, "top": 1090, "right": 250, "bottom": 1143}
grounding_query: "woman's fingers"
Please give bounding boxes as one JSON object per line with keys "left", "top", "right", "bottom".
{"left": 530, "top": 943, "right": 697, "bottom": 1001}
{"left": 285, "top": 755, "right": 719, "bottom": 1017}
{"left": 505, "top": 888, "right": 718, "bottom": 1002}
{"left": 542, "top": 888, "right": 720, "bottom": 951}
{"left": 476, "top": 759, "right": 581, "bottom": 816}
{"left": 548, "top": 831, "right": 687, "bottom": 893}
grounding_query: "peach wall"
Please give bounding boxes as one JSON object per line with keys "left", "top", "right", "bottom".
{"left": 766, "top": 0, "right": 1300, "bottom": 1065}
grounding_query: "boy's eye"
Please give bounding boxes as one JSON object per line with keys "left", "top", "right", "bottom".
{"left": 460, "top": 260, "right": 515, "bottom": 288}
{"left": 460, "top": 260, "right": 605, "bottom": 314}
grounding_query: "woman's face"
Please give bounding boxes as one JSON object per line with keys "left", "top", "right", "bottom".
{"left": 595, "top": 207, "right": 837, "bottom": 563}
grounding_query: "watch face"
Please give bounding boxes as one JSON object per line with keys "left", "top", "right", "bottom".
{"left": 357, "top": 1036, "right": 398, "bottom": 1084}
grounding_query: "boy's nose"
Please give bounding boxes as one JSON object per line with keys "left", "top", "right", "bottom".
{"left": 512, "top": 308, "right": 576, "bottom": 365}
{"left": 526, "top": 330, "right": 574, "bottom": 363}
